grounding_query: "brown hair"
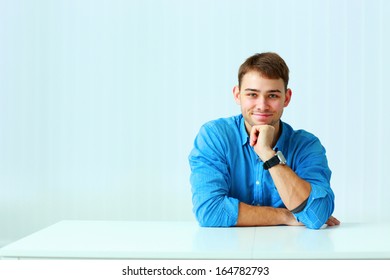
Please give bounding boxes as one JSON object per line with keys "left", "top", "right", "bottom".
{"left": 238, "top": 52, "right": 290, "bottom": 90}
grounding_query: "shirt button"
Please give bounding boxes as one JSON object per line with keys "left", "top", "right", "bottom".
{"left": 256, "top": 181, "right": 260, "bottom": 185}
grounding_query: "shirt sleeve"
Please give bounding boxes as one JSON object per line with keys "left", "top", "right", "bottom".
{"left": 291, "top": 136, "right": 335, "bottom": 229}
{"left": 188, "top": 123, "right": 239, "bottom": 227}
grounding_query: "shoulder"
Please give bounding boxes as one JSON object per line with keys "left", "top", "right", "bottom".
{"left": 195, "top": 115, "right": 243, "bottom": 150}
{"left": 190, "top": 115, "right": 242, "bottom": 160}
{"left": 280, "top": 122, "right": 327, "bottom": 158}
{"left": 282, "top": 122, "right": 320, "bottom": 144}
{"left": 201, "top": 115, "right": 242, "bottom": 134}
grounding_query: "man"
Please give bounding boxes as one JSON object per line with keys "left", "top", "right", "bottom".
{"left": 188, "top": 52, "right": 340, "bottom": 229}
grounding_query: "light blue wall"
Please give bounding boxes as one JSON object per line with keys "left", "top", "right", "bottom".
{"left": 1, "top": 0, "right": 389, "bottom": 246}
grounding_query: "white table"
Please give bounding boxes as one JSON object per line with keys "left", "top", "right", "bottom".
{"left": 1, "top": 221, "right": 389, "bottom": 259}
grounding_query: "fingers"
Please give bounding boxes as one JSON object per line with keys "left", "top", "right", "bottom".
{"left": 326, "top": 216, "right": 341, "bottom": 226}
{"left": 249, "top": 125, "right": 275, "bottom": 148}
{"left": 249, "top": 126, "right": 260, "bottom": 146}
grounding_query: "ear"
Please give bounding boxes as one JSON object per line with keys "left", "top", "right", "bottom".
{"left": 233, "top": 85, "right": 241, "bottom": 105}
{"left": 284, "top": 88, "right": 292, "bottom": 107}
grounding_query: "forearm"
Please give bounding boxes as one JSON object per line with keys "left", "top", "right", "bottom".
{"left": 235, "top": 202, "right": 302, "bottom": 227}
{"left": 257, "top": 145, "right": 311, "bottom": 212}
{"left": 269, "top": 164, "right": 311, "bottom": 211}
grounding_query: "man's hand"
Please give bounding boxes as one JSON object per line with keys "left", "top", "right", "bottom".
{"left": 249, "top": 125, "right": 276, "bottom": 161}
{"left": 325, "top": 216, "right": 340, "bottom": 226}
{"left": 286, "top": 214, "right": 340, "bottom": 227}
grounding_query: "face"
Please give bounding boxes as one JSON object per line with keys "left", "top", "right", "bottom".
{"left": 233, "top": 71, "right": 292, "bottom": 134}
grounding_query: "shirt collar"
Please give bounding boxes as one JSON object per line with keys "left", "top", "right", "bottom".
{"left": 274, "top": 120, "right": 286, "bottom": 151}
{"left": 239, "top": 115, "right": 250, "bottom": 146}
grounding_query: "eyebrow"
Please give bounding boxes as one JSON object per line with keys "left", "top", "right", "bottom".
{"left": 244, "top": 88, "right": 282, "bottom": 93}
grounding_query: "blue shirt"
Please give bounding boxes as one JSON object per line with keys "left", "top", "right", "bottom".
{"left": 188, "top": 114, "right": 335, "bottom": 229}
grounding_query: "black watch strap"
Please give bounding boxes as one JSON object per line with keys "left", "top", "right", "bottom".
{"left": 263, "top": 155, "right": 280, "bottom": 170}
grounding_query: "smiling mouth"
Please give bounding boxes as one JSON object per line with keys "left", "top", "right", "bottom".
{"left": 252, "top": 112, "right": 272, "bottom": 118}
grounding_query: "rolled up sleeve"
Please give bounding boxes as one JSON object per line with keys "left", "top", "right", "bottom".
{"left": 291, "top": 138, "right": 335, "bottom": 229}
{"left": 189, "top": 124, "right": 239, "bottom": 227}
{"left": 294, "top": 184, "right": 334, "bottom": 229}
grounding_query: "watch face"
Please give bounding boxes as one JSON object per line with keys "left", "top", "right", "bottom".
{"left": 263, "top": 151, "right": 287, "bottom": 170}
{"left": 276, "top": 151, "right": 286, "bottom": 164}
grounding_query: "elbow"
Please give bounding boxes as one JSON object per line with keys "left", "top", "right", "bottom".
{"left": 193, "top": 201, "right": 215, "bottom": 227}
{"left": 195, "top": 215, "right": 219, "bottom": 228}
{"left": 194, "top": 207, "right": 212, "bottom": 227}
{"left": 197, "top": 218, "right": 216, "bottom": 228}
{"left": 299, "top": 213, "right": 329, "bottom": 230}
{"left": 305, "top": 221, "right": 325, "bottom": 230}
{"left": 298, "top": 196, "right": 335, "bottom": 230}
{"left": 303, "top": 183, "right": 335, "bottom": 229}
{"left": 193, "top": 198, "right": 238, "bottom": 228}
{"left": 194, "top": 206, "right": 224, "bottom": 227}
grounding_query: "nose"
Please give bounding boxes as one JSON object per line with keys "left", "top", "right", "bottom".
{"left": 255, "top": 95, "right": 269, "bottom": 111}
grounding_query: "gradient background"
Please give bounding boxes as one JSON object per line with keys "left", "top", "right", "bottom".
{"left": 1, "top": 0, "right": 389, "bottom": 246}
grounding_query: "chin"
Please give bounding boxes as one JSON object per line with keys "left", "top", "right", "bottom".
{"left": 251, "top": 119, "right": 271, "bottom": 126}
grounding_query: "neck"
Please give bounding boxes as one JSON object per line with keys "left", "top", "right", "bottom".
{"left": 272, "top": 120, "right": 282, "bottom": 148}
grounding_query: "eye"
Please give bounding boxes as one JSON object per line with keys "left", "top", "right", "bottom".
{"left": 247, "top": 93, "right": 257, "bottom": 98}
{"left": 269, "top": 94, "right": 279, "bottom": 99}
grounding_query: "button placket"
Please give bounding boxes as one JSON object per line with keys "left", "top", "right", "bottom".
{"left": 254, "top": 156, "right": 263, "bottom": 206}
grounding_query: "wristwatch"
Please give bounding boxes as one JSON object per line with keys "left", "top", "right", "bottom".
{"left": 263, "top": 151, "right": 286, "bottom": 170}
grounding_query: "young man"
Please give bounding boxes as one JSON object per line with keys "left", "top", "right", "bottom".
{"left": 188, "top": 52, "right": 340, "bottom": 229}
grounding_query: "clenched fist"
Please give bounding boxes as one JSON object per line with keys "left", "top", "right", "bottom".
{"left": 249, "top": 125, "right": 277, "bottom": 162}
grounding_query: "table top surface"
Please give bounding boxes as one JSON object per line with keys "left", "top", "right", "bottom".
{"left": 1, "top": 221, "right": 390, "bottom": 259}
